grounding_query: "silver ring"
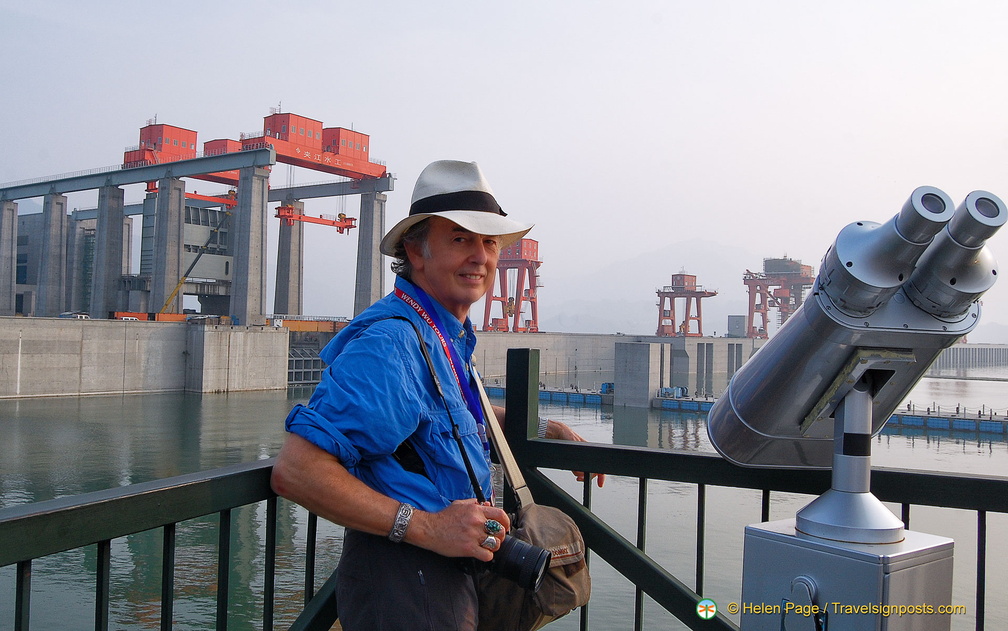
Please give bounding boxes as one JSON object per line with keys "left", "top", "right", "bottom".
{"left": 484, "top": 519, "right": 503, "bottom": 535}
{"left": 480, "top": 535, "right": 498, "bottom": 550}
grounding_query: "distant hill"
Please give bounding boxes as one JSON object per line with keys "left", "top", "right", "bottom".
{"left": 967, "top": 322, "right": 1008, "bottom": 344}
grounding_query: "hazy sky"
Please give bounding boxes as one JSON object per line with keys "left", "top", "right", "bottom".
{"left": 4, "top": 1, "right": 1008, "bottom": 339}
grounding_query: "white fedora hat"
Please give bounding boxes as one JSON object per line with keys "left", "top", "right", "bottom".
{"left": 379, "top": 160, "right": 533, "bottom": 256}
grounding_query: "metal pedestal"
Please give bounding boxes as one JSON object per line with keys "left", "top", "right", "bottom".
{"left": 741, "top": 519, "right": 953, "bottom": 631}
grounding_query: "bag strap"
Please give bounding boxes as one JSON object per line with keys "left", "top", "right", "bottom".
{"left": 473, "top": 378, "right": 535, "bottom": 508}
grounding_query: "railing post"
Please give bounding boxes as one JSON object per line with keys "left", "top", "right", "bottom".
{"left": 264, "top": 496, "right": 277, "bottom": 631}
{"left": 161, "top": 524, "right": 175, "bottom": 631}
{"left": 582, "top": 475, "right": 593, "bottom": 631}
{"left": 305, "top": 512, "right": 318, "bottom": 603}
{"left": 96, "top": 539, "right": 111, "bottom": 631}
{"left": 15, "top": 559, "right": 30, "bottom": 631}
{"left": 696, "top": 484, "right": 706, "bottom": 595}
{"left": 977, "top": 510, "right": 987, "bottom": 631}
{"left": 216, "top": 508, "right": 231, "bottom": 631}
{"left": 504, "top": 348, "right": 539, "bottom": 514}
{"left": 635, "top": 478, "right": 648, "bottom": 631}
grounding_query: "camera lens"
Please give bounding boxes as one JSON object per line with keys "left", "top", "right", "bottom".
{"left": 491, "top": 536, "right": 552, "bottom": 591}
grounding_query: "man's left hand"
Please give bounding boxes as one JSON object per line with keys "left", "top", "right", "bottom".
{"left": 545, "top": 420, "right": 606, "bottom": 488}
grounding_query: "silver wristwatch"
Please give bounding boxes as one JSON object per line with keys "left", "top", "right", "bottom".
{"left": 389, "top": 502, "right": 414, "bottom": 543}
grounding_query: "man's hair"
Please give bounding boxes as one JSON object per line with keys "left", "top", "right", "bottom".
{"left": 390, "top": 219, "right": 432, "bottom": 279}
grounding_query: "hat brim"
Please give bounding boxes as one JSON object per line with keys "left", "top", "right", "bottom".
{"left": 380, "top": 210, "right": 533, "bottom": 256}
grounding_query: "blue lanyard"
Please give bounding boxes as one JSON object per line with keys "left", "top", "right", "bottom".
{"left": 395, "top": 282, "right": 492, "bottom": 465}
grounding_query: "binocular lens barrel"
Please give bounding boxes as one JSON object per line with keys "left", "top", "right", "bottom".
{"left": 819, "top": 186, "right": 955, "bottom": 316}
{"left": 904, "top": 190, "right": 1007, "bottom": 318}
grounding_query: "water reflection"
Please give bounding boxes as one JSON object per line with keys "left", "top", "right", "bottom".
{"left": 0, "top": 391, "right": 347, "bottom": 630}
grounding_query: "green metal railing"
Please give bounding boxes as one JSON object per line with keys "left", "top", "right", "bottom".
{"left": 2, "top": 348, "right": 1007, "bottom": 630}
{"left": 0, "top": 460, "right": 282, "bottom": 631}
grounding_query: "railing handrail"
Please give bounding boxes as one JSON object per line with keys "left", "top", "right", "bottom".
{"left": 518, "top": 439, "right": 1008, "bottom": 513}
{"left": 0, "top": 458, "right": 275, "bottom": 568}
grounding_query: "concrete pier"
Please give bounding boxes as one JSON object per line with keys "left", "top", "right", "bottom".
{"left": 35, "top": 194, "right": 68, "bottom": 316}
{"left": 354, "top": 191, "right": 386, "bottom": 316}
{"left": 0, "top": 201, "right": 15, "bottom": 315}
{"left": 230, "top": 166, "right": 270, "bottom": 325}
{"left": 89, "top": 186, "right": 126, "bottom": 318}
{"left": 150, "top": 178, "right": 186, "bottom": 314}
{"left": 274, "top": 200, "right": 304, "bottom": 316}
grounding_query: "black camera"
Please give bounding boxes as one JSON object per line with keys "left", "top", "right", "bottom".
{"left": 490, "top": 535, "right": 551, "bottom": 591}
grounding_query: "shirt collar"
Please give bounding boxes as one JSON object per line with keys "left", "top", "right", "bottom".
{"left": 394, "top": 276, "right": 475, "bottom": 351}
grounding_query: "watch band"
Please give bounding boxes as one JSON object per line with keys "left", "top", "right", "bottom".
{"left": 389, "top": 502, "right": 414, "bottom": 543}
{"left": 537, "top": 416, "right": 550, "bottom": 439}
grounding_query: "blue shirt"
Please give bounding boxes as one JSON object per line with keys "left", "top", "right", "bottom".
{"left": 284, "top": 276, "right": 492, "bottom": 513}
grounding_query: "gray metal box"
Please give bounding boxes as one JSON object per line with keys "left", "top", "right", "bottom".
{"left": 741, "top": 519, "right": 953, "bottom": 631}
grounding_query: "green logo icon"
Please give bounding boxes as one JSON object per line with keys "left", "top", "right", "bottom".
{"left": 697, "top": 599, "right": 717, "bottom": 620}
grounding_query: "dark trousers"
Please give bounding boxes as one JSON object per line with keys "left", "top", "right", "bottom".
{"left": 336, "top": 528, "right": 479, "bottom": 631}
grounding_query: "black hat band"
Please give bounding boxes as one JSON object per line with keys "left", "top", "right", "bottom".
{"left": 409, "top": 190, "right": 506, "bottom": 217}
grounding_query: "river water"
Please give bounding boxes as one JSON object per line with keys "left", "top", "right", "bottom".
{"left": 0, "top": 376, "right": 1005, "bottom": 630}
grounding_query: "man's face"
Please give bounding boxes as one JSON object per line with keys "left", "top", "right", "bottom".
{"left": 406, "top": 216, "right": 501, "bottom": 321}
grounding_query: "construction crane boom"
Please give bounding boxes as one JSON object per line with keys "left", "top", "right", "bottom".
{"left": 275, "top": 205, "right": 356, "bottom": 233}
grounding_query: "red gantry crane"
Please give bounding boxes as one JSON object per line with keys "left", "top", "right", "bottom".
{"left": 656, "top": 272, "right": 717, "bottom": 337}
{"left": 744, "top": 256, "right": 815, "bottom": 338}
{"left": 483, "top": 238, "right": 542, "bottom": 333}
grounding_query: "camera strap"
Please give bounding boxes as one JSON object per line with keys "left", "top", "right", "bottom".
{"left": 388, "top": 316, "right": 489, "bottom": 505}
{"left": 385, "top": 308, "right": 534, "bottom": 509}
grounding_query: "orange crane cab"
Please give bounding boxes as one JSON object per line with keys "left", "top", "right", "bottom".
{"left": 122, "top": 110, "right": 387, "bottom": 187}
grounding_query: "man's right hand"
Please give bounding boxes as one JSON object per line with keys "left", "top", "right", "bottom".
{"left": 408, "top": 499, "right": 511, "bottom": 562}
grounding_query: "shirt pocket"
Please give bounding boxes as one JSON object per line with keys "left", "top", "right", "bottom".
{"left": 417, "top": 402, "right": 486, "bottom": 502}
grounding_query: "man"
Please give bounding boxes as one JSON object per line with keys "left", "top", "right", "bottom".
{"left": 271, "top": 160, "right": 599, "bottom": 630}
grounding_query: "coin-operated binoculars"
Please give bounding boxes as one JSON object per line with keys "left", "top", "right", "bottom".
{"left": 707, "top": 187, "right": 1006, "bottom": 630}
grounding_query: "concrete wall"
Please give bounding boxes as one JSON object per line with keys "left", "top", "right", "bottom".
{"left": 474, "top": 331, "right": 624, "bottom": 391}
{"left": 0, "top": 317, "right": 287, "bottom": 398}
{"left": 478, "top": 334, "right": 768, "bottom": 408}
{"left": 614, "top": 342, "right": 662, "bottom": 407}
{"left": 185, "top": 324, "right": 289, "bottom": 393}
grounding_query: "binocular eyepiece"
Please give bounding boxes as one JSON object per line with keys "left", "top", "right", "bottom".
{"left": 903, "top": 190, "right": 1007, "bottom": 318}
{"left": 818, "top": 186, "right": 1006, "bottom": 318}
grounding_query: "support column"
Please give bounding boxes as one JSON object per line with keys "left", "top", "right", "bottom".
{"left": 139, "top": 192, "right": 157, "bottom": 275}
{"left": 150, "top": 178, "right": 186, "bottom": 314}
{"left": 230, "top": 166, "right": 269, "bottom": 325}
{"left": 274, "top": 200, "right": 304, "bottom": 317}
{"left": 89, "top": 186, "right": 125, "bottom": 319}
{"left": 354, "top": 191, "right": 386, "bottom": 316}
{"left": 36, "top": 193, "right": 69, "bottom": 317}
{"left": 0, "top": 201, "right": 17, "bottom": 315}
